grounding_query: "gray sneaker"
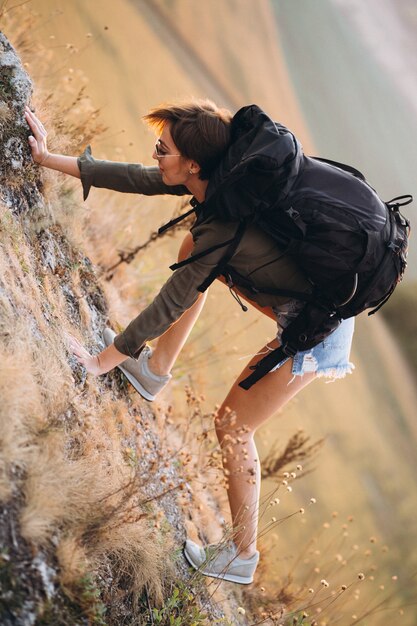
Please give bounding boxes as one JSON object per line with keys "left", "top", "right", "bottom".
{"left": 183, "top": 539, "right": 259, "bottom": 585}
{"left": 102, "top": 328, "right": 171, "bottom": 401}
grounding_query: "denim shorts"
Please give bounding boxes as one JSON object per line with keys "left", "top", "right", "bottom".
{"left": 273, "top": 302, "right": 355, "bottom": 380}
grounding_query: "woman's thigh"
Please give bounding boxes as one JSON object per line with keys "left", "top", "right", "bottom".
{"left": 216, "top": 339, "right": 316, "bottom": 437}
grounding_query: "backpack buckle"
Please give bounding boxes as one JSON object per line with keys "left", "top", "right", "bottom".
{"left": 286, "top": 206, "right": 307, "bottom": 236}
{"left": 387, "top": 241, "right": 400, "bottom": 253}
{"left": 190, "top": 196, "right": 201, "bottom": 208}
{"left": 282, "top": 342, "right": 297, "bottom": 357}
{"left": 287, "top": 207, "right": 300, "bottom": 220}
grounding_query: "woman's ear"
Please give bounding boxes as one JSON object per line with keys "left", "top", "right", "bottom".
{"left": 188, "top": 160, "right": 201, "bottom": 175}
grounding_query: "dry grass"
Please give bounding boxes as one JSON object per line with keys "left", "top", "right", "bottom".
{"left": 0, "top": 197, "right": 167, "bottom": 560}
{"left": 0, "top": 10, "right": 194, "bottom": 620}
{"left": 261, "top": 430, "right": 325, "bottom": 482}
{"left": 243, "top": 514, "right": 411, "bottom": 626}
{"left": 0, "top": 200, "right": 177, "bottom": 615}
{"left": 0, "top": 180, "right": 221, "bottom": 622}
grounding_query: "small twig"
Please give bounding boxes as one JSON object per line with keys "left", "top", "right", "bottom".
{"left": 0, "top": 0, "right": 31, "bottom": 17}
{"left": 261, "top": 432, "right": 324, "bottom": 480}
{"left": 104, "top": 197, "right": 193, "bottom": 279}
{"left": 139, "top": 482, "right": 184, "bottom": 506}
{"left": 104, "top": 230, "right": 160, "bottom": 279}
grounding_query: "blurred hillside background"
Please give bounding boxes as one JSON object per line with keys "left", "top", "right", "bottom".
{"left": 2, "top": 0, "right": 416, "bottom": 623}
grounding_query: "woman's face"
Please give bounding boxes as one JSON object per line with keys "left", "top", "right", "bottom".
{"left": 153, "top": 123, "right": 193, "bottom": 186}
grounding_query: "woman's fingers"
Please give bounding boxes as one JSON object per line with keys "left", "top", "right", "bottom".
{"left": 65, "top": 333, "right": 91, "bottom": 360}
{"left": 25, "top": 107, "right": 46, "bottom": 138}
{"left": 24, "top": 107, "right": 49, "bottom": 163}
{"left": 64, "top": 332, "right": 101, "bottom": 376}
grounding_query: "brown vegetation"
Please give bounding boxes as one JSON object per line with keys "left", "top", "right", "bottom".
{"left": 0, "top": 197, "right": 172, "bottom": 614}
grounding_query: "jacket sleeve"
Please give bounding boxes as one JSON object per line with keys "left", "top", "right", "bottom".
{"left": 113, "top": 221, "right": 238, "bottom": 358}
{"left": 77, "top": 145, "right": 189, "bottom": 200}
{"left": 113, "top": 264, "right": 203, "bottom": 358}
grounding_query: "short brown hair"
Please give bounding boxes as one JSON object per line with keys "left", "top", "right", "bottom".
{"left": 143, "top": 99, "right": 232, "bottom": 180}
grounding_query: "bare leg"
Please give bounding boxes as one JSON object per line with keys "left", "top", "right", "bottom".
{"left": 215, "top": 342, "right": 316, "bottom": 558}
{"left": 149, "top": 233, "right": 207, "bottom": 376}
{"left": 150, "top": 292, "right": 207, "bottom": 375}
{"left": 146, "top": 234, "right": 314, "bottom": 558}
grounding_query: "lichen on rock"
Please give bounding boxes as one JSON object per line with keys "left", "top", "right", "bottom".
{"left": 0, "top": 34, "right": 32, "bottom": 107}
{"left": 0, "top": 32, "right": 44, "bottom": 214}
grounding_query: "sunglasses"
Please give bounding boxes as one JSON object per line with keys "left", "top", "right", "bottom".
{"left": 154, "top": 140, "right": 180, "bottom": 158}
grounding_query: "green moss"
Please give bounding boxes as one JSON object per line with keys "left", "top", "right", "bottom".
{"left": 76, "top": 574, "right": 107, "bottom": 625}
{"left": 148, "top": 582, "right": 207, "bottom": 626}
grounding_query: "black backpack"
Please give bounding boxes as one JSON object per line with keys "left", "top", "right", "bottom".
{"left": 160, "top": 105, "right": 412, "bottom": 389}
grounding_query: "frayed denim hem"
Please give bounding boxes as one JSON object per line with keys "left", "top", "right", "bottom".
{"left": 315, "top": 362, "right": 355, "bottom": 382}
{"left": 274, "top": 359, "right": 355, "bottom": 385}
{"left": 274, "top": 317, "right": 356, "bottom": 382}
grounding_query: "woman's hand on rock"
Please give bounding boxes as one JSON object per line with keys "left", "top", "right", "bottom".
{"left": 24, "top": 106, "right": 50, "bottom": 165}
{"left": 66, "top": 333, "right": 103, "bottom": 376}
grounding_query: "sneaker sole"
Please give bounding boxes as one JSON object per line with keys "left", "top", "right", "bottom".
{"left": 183, "top": 547, "right": 254, "bottom": 585}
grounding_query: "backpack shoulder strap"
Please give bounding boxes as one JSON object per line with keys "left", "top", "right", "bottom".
{"left": 197, "top": 221, "right": 247, "bottom": 292}
{"left": 169, "top": 222, "right": 247, "bottom": 293}
{"left": 169, "top": 232, "right": 241, "bottom": 271}
{"left": 158, "top": 201, "right": 198, "bottom": 235}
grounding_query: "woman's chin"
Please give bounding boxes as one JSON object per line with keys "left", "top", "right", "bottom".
{"left": 161, "top": 172, "right": 175, "bottom": 186}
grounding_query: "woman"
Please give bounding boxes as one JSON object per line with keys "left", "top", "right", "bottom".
{"left": 25, "top": 100, "right": 354, "bottom": 585}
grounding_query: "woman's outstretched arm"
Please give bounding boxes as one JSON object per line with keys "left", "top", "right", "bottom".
{"left": 25, "top": 107, "right": 81, "bottom": 178}
{"left": 25, "top": 107, "right": 189, "bottom": 198}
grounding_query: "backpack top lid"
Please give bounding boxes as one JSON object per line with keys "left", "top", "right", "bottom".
{"left": 200, "top": 105, "right": 387, "bottom": 234}
{"left": 203, "top": 104, "right": 304, "bottom": 220}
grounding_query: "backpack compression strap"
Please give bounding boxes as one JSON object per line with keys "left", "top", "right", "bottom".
{"left": 239, "top": 344, "right": 294, "bottom": 390}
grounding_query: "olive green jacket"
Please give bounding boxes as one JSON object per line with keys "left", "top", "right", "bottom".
{"left": 78, "top": 147, "right": 311, "bottom": 359}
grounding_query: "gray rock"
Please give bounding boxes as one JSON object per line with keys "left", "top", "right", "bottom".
{"left": 0, "top": 35, "right": 32, "bottom": 109}
{"left": 0, "top": 32, "right": 44, "bottom": 215}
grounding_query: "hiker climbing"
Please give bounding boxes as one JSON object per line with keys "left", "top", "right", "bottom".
{"left": 25, "top": 100, "right": 410, "bottom": 585}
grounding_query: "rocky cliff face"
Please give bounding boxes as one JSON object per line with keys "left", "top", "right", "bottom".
{"left": 0, "top": 32, "right": 241, "bottom": 626}
{"left": 0, "top": 32, "right": 45, "bottom": 214}
{"left": 0, "top": 32, "right": 108, "bottom": 626}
